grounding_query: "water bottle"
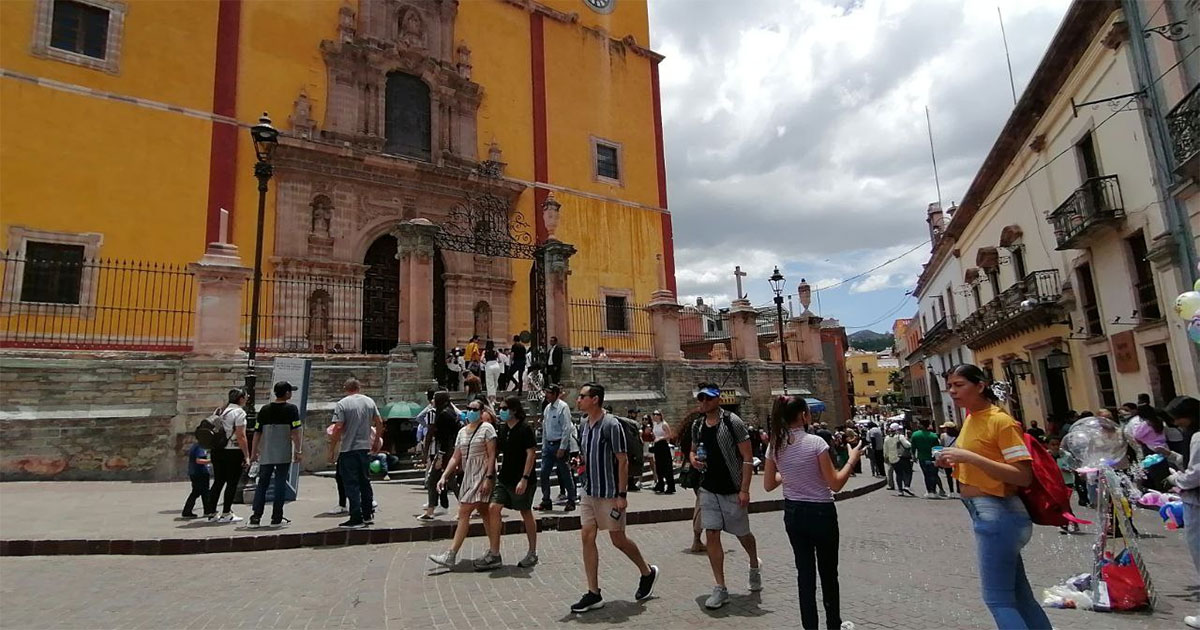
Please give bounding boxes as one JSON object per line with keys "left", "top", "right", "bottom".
{"left": 696, "top": 443, "right": 707, "bottom": 469}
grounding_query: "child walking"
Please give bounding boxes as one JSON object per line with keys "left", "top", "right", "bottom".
{"left": 181, "top": 442, "right": 211, "bottom": 519}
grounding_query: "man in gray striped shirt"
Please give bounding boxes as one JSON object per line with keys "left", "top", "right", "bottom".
{"left": 689, "top": 383, "right": 761, "bottom": 609}
{"left": 569, "top": 382, "right": 659, "bottom": 614}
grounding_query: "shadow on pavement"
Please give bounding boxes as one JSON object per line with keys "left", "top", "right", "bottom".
{"left": 558, "top": 599, "right": 648, "bottom": 624}
{"left": 692, "top": 592, "right": 767, "bottom": 618}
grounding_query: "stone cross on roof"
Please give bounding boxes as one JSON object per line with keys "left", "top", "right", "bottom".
{"left": 734, "top": 266, "right": 747, "bottom": 300}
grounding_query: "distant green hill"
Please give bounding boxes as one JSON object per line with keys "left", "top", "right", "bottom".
{"left": 848, "top": 330, "right": 894, "bottom": 352}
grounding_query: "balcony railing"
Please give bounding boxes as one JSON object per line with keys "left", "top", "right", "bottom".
{"left": 1167, "top": 83, "right": 1199, "bottom": 176}
{"left": 959, "top": 270, "right": 1061, "bottom": 349}
{"left": 1047, "top": 175, "right": 1125, "bottom": 250}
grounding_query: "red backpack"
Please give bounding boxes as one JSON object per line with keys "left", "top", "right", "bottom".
{"left": 1018, "top": 433, "right": 1090, "bottom": 527}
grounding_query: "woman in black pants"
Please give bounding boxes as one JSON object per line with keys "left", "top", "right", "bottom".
{"left": 418, "top": 392, "right": 461, "bottom": 520}
{"left": 650, "top": 410, "right": 675, "bottom": 494}
{"left": 205, "top": 388, "right": 250, "bottom": 523}
{"left": 764, "top": 395, "right": 863, "bottom": 630}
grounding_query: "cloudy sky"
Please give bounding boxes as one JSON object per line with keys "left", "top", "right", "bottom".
{"left": 648, "top": 0, "right": 1071, "bottom": 332}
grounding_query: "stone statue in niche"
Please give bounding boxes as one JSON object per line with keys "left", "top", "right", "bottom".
{"left": 307, "top": 290, "right": 332, "bottom": 351}
{"left": 399, "top": 8, "right": 425, "bottom": 49}
{"left": 456, "top": 43, "right": 472, "bottom": 79}
{"left": 473, "top": 301, "right": 491, "bottom": 340}
{"left": 290, "top": 89, "right": 316, "bottom": 138}
{"left": 311, "top": 196, "right": 333, "bottom": 236}
{"left": 338, "top": 5, "right": 356, "bottom": 42}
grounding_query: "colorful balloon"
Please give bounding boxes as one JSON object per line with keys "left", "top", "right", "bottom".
{"left": 1194, "top": 278, "right": 1200, "bottom": 292}
{"left": 1188, "top": 316, "right": 1200, "bottom": 345}
{"left": 1175, "top": 291, "right": 1200, "bottom": 321}
{"left": 369, "top": 459, "right": 383, "bottom": 474}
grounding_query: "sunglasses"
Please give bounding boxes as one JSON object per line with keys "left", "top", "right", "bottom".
{"left": 696, "top": 394, "right": 716, "bottom": 401}
{"left": 468, "top": 406, "right": 482, "bottom": 412}
{"left": 497, "top": 406, "right": 508, "bottom": 410}
{"left": 577, "top": 393, "right": 596, "bottom": 399}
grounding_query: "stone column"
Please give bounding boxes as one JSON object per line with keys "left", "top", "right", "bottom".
{"left": 188, "top": 242, "right": 252, "bottom": 357}
{"left": 728, "top": 299, "right": 762, "bottom": 362}
{"left": 646, "top": 289, "right": 683, "bottom": 361}
{"left": 538, "top": 240, "right": 577, "bottom": 347}
{"left": 393, "top": 219, "right": 440, "bottom": 385}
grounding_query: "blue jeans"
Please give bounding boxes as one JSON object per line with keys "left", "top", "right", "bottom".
{"left": 338, "top": 450, "right": 374, "bottom": 522}
{"left": 539, "top": 440, "right": 576, "bottom": 504}
{"left": 962, "top": 495, "right": 1051, "bottom": 630}
{"left": 919, "top": 459, "right": 944, "bottom": 494}
{"left": 251, "top": 463, "right": 291, "bottom": 523}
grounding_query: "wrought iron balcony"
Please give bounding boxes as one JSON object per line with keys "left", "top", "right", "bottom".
{"left": 1167, "top": 83, "right": 1199, "bottom": 179}
{"left": 1047, "top": 175, "right": 1125, "bottom": 250}
{"left": 959, "top": 270, "right": 1062, "bottom": 349}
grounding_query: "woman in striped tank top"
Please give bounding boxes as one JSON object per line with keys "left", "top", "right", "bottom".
{"left": 764, "top": 395, "right": 862, "bottom": 630}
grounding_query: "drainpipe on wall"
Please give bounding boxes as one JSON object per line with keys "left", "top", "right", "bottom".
{"left": 1120, "top": 0, "right": 1200, "bottom": 386}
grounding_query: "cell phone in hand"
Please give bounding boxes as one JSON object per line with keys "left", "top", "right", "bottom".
{"left": 609, "top": 507, "right": 622, "bottom": 520}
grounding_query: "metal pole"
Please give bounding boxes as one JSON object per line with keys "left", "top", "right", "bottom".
{"left": 775, "top": 294, "right": 788, "bottom": 394}
{"left": 244, "top": 160, "right": 272, "bottom": 433}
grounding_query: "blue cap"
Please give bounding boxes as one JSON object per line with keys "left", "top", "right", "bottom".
{"left": 697, "top": 386, "right": 721, "bottom": 399}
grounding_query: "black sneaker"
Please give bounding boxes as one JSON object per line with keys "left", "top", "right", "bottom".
{"left": 339, "top": 519, "right": 366, "bottom": 529}
{"left": 564, "top": 501, "right": 576, "bottom": 512}
{"left": 247, "top": 518, "right": 262, "bottom": 529}
{"left": 535, "top": 502, "right": 554, "bottom": 512}
{"left": 363, "top": 513, "right": 375, "bottom": 525}
{"left": 180, "top": 512, "right": 199, "bottom": 520}
{"left": 634, "top": 565, "right": 659, "bottom": 601}
{"left": 570, "top": 590, "right": 604, "bottom": 613}
{"left": 269, "top": 517, "right": 291, "bottom": 529}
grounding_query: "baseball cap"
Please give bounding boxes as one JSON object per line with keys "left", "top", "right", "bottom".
{"left": 273, "top": 381, "right": 299, "bottom": 397}
{"left": 888, "top": 422, "right": 901, "bottom": 431}
{"left": 696, "top": 385, "right": 721, "bottom": 400}
{"left": 543, "top": 383, "right": 561, "bottom": 394}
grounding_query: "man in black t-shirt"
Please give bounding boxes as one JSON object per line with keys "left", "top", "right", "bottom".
{"left": 419, "top": 392, "right": 461, "bottom": 521}
{"left": 476, "top": 397, "right": 539, "bottom": 570}
{"left": 508, "top": 335, "right": 528, "bottom": 393}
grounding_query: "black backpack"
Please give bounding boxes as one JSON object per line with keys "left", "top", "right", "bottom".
{"left": 612, "top": 415, "right": 645, "bottom": 478}
{"left": 194, "top": 406, "right": 232, "bottom": 450}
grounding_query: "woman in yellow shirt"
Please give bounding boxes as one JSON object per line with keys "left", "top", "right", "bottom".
{"left": 935, "top": 364, "right": 1050, "bottom": 630}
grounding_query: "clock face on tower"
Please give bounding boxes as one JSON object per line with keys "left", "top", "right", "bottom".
{"left": 583, "top": 0, "right": 615, "bottom": 15}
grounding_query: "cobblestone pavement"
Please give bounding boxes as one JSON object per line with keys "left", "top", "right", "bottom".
{"left": 0, "top": 473, "right": 874, "bottom": 541}
{"left": 1, "top": 492, "right": 1195, "bottom": 629}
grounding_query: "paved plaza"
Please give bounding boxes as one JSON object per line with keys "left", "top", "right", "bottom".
{"left": 1, "top": 490, "right": 1195, "bottom": 629}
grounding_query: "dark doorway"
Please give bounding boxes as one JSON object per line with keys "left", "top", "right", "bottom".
{"left": 1041, "top": 359, "right": 1071, "bottom": 423}
{"left": 384, "top": 72, "right": 431, "bottom": 161}
{"left": 362, "top": 235, "right": 399, "bottom": 354}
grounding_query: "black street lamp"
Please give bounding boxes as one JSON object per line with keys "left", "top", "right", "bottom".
{"left": 244, "top": 113, "right": 279, "bottom": 433}
{"left": 768, "top": 266, "right": 788, "bottom": 394}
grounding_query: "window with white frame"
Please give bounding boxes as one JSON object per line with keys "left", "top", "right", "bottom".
{"left": 591, "top": 136, "right": 623, "bottom": 185}
{"left": 32, "top": 0, "right": 125, "bottom": 73}
{"left": 2, "top": 227, "right": 103, "bottom": 315}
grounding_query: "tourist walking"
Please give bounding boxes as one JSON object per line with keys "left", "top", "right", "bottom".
{"left": 866, "top": 422, "right": 884, "bottom": 479}
{"left": 508, "top": 335, "right": 527, "bottom": 393}
{"left": 419, "top": 391, "right": 463, "bottom": 520}
{"left": 650, "top": 410, "right": 675, "bottom": 494}
{"left": 331, "top": 378, "right": 384, "bottom": 529}
{"left": 676, "top": 409, "right": 706, "bottom": 553}
{"left": 911, "top": 420, "right": 945, "bottom": 498}
{"left": 764, "top": 395, "right": 863, "bottom": 630}
{"left": 883, "top": 424, "right": 915, "bottom": 497}
{"left": 205, "top": 388, "right": 250, "bottom": 523}
{"left": 536, "top": 384, "right": 578, "bottom": 512}
{"left": 569, "top": 382, "right": 658, "bottom": 613}
{"left": 484, "top": 349, "right": 503, "bottom": 404}
{"left": 940, "top": 422, "right": 958, "bottom": 497}
{"left": 428, "top": 397, "right": 497, "bottom": 568}
{"left": 545, "top": 336, "right": 564, "bottom": 386}
{"left": 248, "top": 381, "right": 302, "bottom": 529}
{"left": 181, "top": 440, "right": 210, "bottom": 519}
{"left": 935, "top": 364, "right": 1050, "bottom": 630}
{"left": 688, "top": 384, "right": 761, "bottom": 609}
{"left": 478, "top": 396, "right": 540, "bottom": 570}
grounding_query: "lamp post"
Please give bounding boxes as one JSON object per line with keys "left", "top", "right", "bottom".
{"left": 244, "top": 113, "right": 279, "bottom": 432}
{"left": 768, "top": 266, "right": 788, "bottom": 394}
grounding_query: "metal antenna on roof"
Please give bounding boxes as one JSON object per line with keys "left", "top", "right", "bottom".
{"left": 925, "top": 106, "right": 943, "bottom": 213}
{"left": 998, "top": 7, "right": 1019, "bottom": 106}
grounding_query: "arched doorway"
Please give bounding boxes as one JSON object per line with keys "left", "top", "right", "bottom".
{"left": 362, "top": 235, "right": 399, "bottom": 353}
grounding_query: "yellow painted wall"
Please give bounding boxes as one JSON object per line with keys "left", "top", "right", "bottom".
{"left": 848, "top": 353, "right": 896, "bottom": 407}
{"left": 0, "top": 0, "right": 218, "bottom": 260}
{"left": 541, "top": 0, "right": 650, "bottom": 46}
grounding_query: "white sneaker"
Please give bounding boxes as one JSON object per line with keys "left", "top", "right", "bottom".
{"left": 217, "top": 512, "right": 243, "bottom": 523}
{"left": 705, "top": 586, "right": 730, "bottom": 609}
{"left": 748, "top": 557, "right": 763, "bottom": 592}
{"left": 325, "top": 506, "right": 349, "bottom": 515}
{"left": 840, "top": 622, "right": 856, "bottom": 630}
{"left": 1184, "top": 615, "right": 1199, "bottom": 629}
{"left": 923, "top": 492, "right": 935, "bottom": 499}
{"left": 428, "top": 550, "right": 456, "bottom": 567}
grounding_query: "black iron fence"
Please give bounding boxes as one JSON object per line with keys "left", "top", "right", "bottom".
{"left": 568, "top": 298, "right": 654, "bottom": 358}
{"left": 0, "top": 251, "right": 195, "bottom": 351}
{"left": 1047, "top": 174, "right": 1124, "bottom": 249}
{"left": 242, "top": 272, "right": 369, "bottom": 353}
{"left": 1167, "top": 83, "right": 1199, "bottom": 168}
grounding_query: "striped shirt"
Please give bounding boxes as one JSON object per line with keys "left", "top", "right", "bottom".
{"left": 690, "top": 411, "right": 750, "bottom": 492}
{"left": 766, "top": 428, "right": 834, "bottom": 502}
{"left": 580, "top": 413, "right": 627, "bottom": 498}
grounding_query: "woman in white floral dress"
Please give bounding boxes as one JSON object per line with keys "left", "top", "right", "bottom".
{"left": 429, "top": 396, "right": 497, "bottom": 568}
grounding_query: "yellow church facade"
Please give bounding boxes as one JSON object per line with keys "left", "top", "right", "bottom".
{"left": 0, "top": 0, "right": 674, "bottom": 357}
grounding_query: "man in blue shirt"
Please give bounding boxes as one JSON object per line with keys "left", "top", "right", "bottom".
{"left": 536, "top": 384, "right": 578, "bottom": 512}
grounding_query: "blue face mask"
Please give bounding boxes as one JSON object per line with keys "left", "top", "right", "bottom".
{"left": 498, "top": 409, "right": 511, "bottom": 421}
{"left": 464, "top": 410, "right": 481, "bottom": 423}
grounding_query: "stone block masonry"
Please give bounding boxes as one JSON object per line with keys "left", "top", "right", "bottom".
{"left": 0, "top": 350, "right": 837, "bottom": 481}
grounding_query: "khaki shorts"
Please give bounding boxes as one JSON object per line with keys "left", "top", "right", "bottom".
{"left": 579, "top": 495, "right": 626, "bottom": 531}
{"left": 698, "top": 488, "right": 751, "bottom": 536}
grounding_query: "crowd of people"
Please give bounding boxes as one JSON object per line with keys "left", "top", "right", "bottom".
{"left": 181, "top": 365, "right": 1198, "bottom": 630}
